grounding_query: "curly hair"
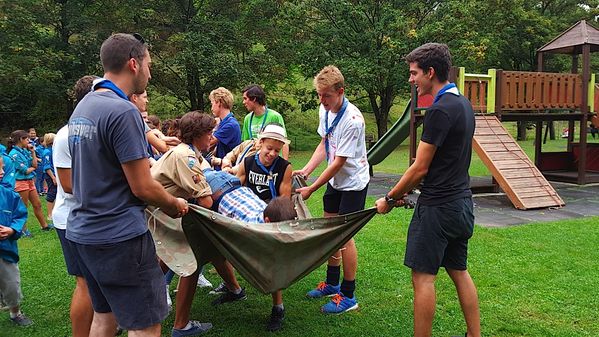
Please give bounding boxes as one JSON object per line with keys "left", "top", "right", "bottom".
{"left": 209, "top": 87, "right": 234, "bottom": 110}
{"left": 178, "top": 111, "right": 216, "bottom": 144}
{"left": 314, "top": 65, "right": 344, "bottom": 91}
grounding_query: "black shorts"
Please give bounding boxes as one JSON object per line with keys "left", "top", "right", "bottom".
{"left": 56, "top": 229, "right": 82, "bottom": 276}
{"left": 72, "top": 231, "right": 168, "bottom": 330}
{"left": 323, "top": 183, "right": 368, "bottom": 215}
{"left": 404, "top": 197, "right": 474, "bottom": 275}
{"left": 45, "top": 177, "right": 57, "bottom": 202}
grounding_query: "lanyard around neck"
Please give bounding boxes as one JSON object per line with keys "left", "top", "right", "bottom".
{"left": 248, "top": 107, "right": 269, "bottom": 139}
{"left": 324, "top": 97, "right": 348, "bottom": 161}
{"left": 254, "top": 153, "right": 278, "bottom": 199}
{"left": 94, "top": 79, "right": 129, "bottom": 101}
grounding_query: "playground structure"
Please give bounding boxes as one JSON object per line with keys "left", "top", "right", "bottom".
{"left": 368, "top": 20, "right": 599, "bottom": 210}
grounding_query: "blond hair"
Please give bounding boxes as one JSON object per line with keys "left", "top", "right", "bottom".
{"left": 43, "top": 133, "right": 56, "bottom": 147}
{"left": 209, "top": 87, "right": 234, "bottom": 110}
{"left": 313, "top": 65, "right": 345, "bottom": 91}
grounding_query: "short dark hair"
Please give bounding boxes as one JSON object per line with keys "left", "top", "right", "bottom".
{"left": 100, "top": 33, "right": 148, "bottom": 73}
{"left": 72, "top": 75, "right": 99, "bottom": 105}
{"left": 178, "top": 111, "right": 216, "bottom": 144}
{"left": 263, "top": 197, "right": 297, "bottom": 222}
{"left": 405, "top": 43, "right": 452, "bottom": 82}
{"left": 147, "top": 115, "right": 160, "bottom": 128}
{"left": 242, "top": 84, "right": 266, "bottom": 106}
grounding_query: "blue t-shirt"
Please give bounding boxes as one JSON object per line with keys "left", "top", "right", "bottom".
{"left": 42, "top": 147, "right": 54, "bottom": 175}
{"left": 9, "top": 146, "right": 35, "bottom": 180}
{"left": 214, "top": 113, "right": 241, "bottom": 160}
{"left": 67, "top": 90, "right": 149, "bottom": 245}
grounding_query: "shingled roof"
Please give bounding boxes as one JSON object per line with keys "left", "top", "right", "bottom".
{"left": 538, "top": 20, "right": 599, "bottom": 54}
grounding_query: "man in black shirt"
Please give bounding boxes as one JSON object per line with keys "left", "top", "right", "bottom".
{"left": 375, "top": 43, "right": 481, "bottom": 337}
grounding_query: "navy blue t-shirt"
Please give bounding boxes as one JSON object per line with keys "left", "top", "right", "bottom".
{"left": 67, "top": 90, "right": 149, "bottom": 244}
{"left": 418, "top": 92, "right": 475, "bottom": 205}
{"left": 214, "top": 113, "right": 241, "bottom": 160}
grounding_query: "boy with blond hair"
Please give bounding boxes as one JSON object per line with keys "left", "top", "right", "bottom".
{"left": 295, "top": 65, "right": 369, "bottom": 314}
{"left": 209, "top": 87, "right": 241, "bottom": 169}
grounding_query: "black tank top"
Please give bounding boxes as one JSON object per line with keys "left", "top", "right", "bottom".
{"left": 244, "top": 154, "right": 290, "bottom": 202}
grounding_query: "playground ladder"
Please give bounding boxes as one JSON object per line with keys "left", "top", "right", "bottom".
{"left": 473, "top": 116, "right": 565, "bottom": 210}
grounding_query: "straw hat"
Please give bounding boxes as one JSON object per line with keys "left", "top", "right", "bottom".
{"left": 258, "top": 124, "right": 291, "bottom": 145}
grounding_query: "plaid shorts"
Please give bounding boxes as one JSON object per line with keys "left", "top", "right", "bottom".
{"left": 218, "top": 187, "right": 266, "bottom": 223}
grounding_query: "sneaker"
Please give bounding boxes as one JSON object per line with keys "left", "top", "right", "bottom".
{"left": 321, "top": 294, "right": 358, "bottom": 314}
{"left": 22, "top": 230, "right": 33, "bottom": 238}
{"left": 266, "top": 306, "right": 285, "bottom": 332}
{"left": 41, "top": 224, "right": 54, "bottom": 231}
{"left": 211, "top": 288, "right": 247, "bottom": 305}
{"left": 10, "top": 312, "right": 33, "bottom": 326}
{"left": 306, "top": 281, "right": 340, "bottom": 298}
{"left": 208, "top": 282, "right": 228, "bottom": 295}
{"left": 166, "top": 285, "right": 172, "bottom": 308}
{"left": 172, "top": 320, "right": 213, "bottom": 337}
{"left": 196, "top": 274, "right": 213, "bottom": 288}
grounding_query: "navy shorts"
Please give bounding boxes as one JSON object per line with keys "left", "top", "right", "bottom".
{"left": 72, "top": 231, "right": 168, "bottom": 330}
{"left": 56, "top": 229, "right": 82, "bottom": 276}
{"left": 323, "top": 183, "right": 368, "bottom": 215}
{"left": 45, "top": 177, "right": 57, "bottom": 202}
{"left": 404, "top": 197, "right": 474, "bottom": 275}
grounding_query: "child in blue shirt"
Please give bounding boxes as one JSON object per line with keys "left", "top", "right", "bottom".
{"left": 0, "top": 155, "right": 33, "bottom": 326}
{"left": 41, "top": 133, "right": 57, "bottom": 221}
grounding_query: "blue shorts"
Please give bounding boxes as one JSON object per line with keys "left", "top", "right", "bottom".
{"left": 323, "top": 183, "right": 368, "bottom": 215}
{"left": 45, "top": 177, "right": 57, "bottom": 202}
{"left": 404, "top": 197, "right": 475, "bottom": 275}
{"left": 56, "top": 229, "right": 82, "bottom": 276}
{"left": 71, "top": 231, "right": 168, "bottom": 330}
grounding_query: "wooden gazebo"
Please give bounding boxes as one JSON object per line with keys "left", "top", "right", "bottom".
{"left": 536, "top": 20, "right": 599, "bottom": 184}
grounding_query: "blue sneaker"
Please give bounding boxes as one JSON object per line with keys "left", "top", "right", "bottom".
{"left": 321, "top": 294, "right": 358, "bottom": 314}
{"left": 306, "top": 281, "right": 340, "bottom": 298}
{"left": 22, "top": 230, "right": 33, "bottom": 238}
{"left": 172, "top": 320, "right": 213, "bottom": 337}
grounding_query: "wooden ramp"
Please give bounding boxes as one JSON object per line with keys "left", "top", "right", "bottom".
{"left": 473, "top": 116, "right": 565, "bottom": 210}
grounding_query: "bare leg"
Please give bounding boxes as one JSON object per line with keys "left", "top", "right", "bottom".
{"left": 324, "top": 211, "right": 342, "bottom": 267}
{"left": 173, "top": 271, "right": 199, "bottom": 329}
{"left": 271, "top": 290, "right": 283, "bottom": 306}
{"left": 128, "top": 323, "right": 161, "bottom": 337}
{"left": 340, "top": 239, "right": 357, "bottom": 280}
{"left": 71, "top": 276, "right": 93, "bottom": 337}
{"left": 212, "top": 257, "right": 240, "bottom": 291}
{"left": 47, "top": 200, "right": 54, "bottom": 220}
{"left": 412, "top": 270, "right": 436, "bottom": 337}
{"left": 88, "top": 312, "right": 117, "bottom": 337}
{"left": 28, "top": 190, "right": 48, "bottom": 229}
{"left": 446, "top": 269, "right": 481, "bottom": 337}
{"left": 17, "top": 191, "right": 30, "bottom": 232}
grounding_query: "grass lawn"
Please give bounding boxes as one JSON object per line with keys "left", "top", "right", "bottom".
{"left": 2, "top": 145, "right": 599, "bottom": 336}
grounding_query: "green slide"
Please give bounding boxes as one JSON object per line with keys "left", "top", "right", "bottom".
{"left": 367, "top": 99, "right": 412, "bottom": 166}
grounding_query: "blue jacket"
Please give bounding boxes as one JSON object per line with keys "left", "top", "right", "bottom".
{"left": 0, "top": 185, "right": 26, "bottom": 263}
{"left": 9, "top": 146, "right": 35, "bottom": 180}
{"left": 42, "top": 146, "right": 54, "bottom": 175}
{"left": 0, "top": 144, "right": 16, "bottom": 189}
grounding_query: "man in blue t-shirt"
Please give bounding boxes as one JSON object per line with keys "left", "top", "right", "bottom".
{"left": 209, "top": 87, "right": 241, "bottom": 169}
{"left": 375, "top": 43, "right": 481, "bottom": 337}
{"left": 68, "top": 33, "right": 189, "bottom": 337}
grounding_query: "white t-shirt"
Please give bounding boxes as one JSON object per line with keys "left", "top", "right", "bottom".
{"left": 317, "top": 100, "right": 370, "bottom": 191}
{"left": 52, "top": 125, "right": 76, "bottom": 230}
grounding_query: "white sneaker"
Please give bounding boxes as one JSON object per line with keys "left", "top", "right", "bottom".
{"left": 166, "top": 285, "right": 172, "bottom": 307}
{"left": 196, "top": 274, "right": 213, "bottom": 288}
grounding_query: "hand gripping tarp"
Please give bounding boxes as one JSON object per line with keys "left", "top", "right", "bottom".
{"left": 147, "top": 203, "right": 377, "bottom": 294}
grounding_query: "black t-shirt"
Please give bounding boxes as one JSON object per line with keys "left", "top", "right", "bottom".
{"left": 418, "top": 93, "right": 475, "bottom": 205}
{"left": 244, "top": 154, "right": 290, "bottom": 202}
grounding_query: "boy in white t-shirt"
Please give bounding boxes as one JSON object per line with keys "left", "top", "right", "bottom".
{"left": 295, "top": 65, "right": 370, "bottom": 314}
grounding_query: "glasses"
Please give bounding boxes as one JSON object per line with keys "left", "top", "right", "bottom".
{"left": 129, "top": 33, "right": 146, "bottom": 60}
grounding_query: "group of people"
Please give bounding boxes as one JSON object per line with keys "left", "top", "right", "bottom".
{"left": 0, "top": 32, "right": 481, "bottom": 337}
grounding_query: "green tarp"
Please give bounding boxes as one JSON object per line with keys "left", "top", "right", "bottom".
{"left": 147, "top": 204, "right": 377, "bottom": 294}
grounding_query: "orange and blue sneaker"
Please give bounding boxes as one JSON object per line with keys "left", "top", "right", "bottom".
{"left": 321, "top": 293, "right": 358, "bottom": 314}
{"left": 306, "top": 281, "right": 340, "bottom": 298}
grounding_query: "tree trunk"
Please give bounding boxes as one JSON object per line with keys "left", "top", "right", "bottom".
{"left": 368, "top": 86, "right": 394, "bottom": 139}
{"left": 549, "top": 121, "right": 556, "bottom": 140}
{"left": 186, "top": 66, "right": 198, "bottom": 110}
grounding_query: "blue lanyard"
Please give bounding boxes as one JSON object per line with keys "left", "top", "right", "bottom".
{"left": 254, "top": 153, "right": 278, "bottom": 199}
{"left": 324, "top": 97, "right": 348, "bottom": 161}
{"left": 248, "top": 107, "right": 269, "bottom": 139}
{"left": 94, "top": 79, "right": 129, "bottom": 101}
{"left": 433, "top": 83, "right": 457, "bottom": 103}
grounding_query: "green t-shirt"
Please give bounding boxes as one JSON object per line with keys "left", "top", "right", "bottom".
{"left": 241, "top": 108, "right": 286, "bottom": 141}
